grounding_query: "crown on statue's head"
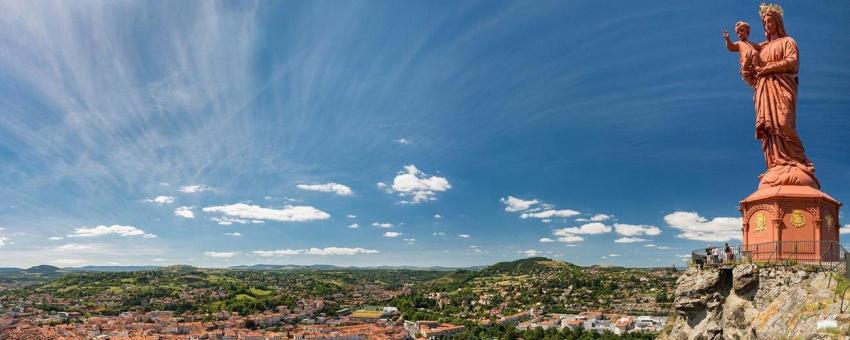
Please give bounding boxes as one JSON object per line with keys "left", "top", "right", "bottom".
{"left": 759, "top": 3, "right": 784, "bottom": 18}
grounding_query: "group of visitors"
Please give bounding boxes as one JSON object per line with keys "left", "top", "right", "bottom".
{"left": 694, "top": 243, "right": 736, "bottom": 269}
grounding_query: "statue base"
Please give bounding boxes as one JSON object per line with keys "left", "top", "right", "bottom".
{"left": 740, "top": 185, "right": 842, "bottom": 261}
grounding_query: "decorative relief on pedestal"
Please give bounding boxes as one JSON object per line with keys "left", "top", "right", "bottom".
{"left": 754, "top": 213, "right": 767, "bottom": 232}
{"left": 791, "top": 210, "right": 806, "bottom": 228}
{"left": 823, "top": 214, "right": 834, "bottom": 231}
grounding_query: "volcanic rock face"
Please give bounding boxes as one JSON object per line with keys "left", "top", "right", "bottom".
{"left": 662, "top": 264, "right": 849, "bottom": 339}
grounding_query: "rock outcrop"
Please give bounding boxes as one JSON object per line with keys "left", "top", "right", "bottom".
{"left": 662, "top": 264, "right": 850, "bottom": 339}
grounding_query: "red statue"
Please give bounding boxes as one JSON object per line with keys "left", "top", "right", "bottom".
{"left": 726, "top": 4, "right": 819, "bottom": 190}
{"left": 732, "top": 4, "right": 841, "bottom": 259}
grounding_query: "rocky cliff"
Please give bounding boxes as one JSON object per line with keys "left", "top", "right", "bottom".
{"left": 661, "top": 264, "right": 850, "bottom": 339}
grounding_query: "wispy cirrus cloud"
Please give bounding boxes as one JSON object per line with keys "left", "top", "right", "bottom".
{"left": 254, "top": 247, "right": 379, "bottom": 256}
{"left": 67, "top": 225, "right": 156, "bottom": 239}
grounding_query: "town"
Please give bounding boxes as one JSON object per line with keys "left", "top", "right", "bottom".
{"left": 0, "top": 258, "right": 673, "bottom": 339}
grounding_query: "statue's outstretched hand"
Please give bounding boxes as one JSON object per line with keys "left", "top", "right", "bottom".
{"left": 722, "top": 30, "right": 730, "bottom": 39}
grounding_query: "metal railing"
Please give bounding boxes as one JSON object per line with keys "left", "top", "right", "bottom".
{"left": 691, "top": 241, "right": 848, "bottom": 273}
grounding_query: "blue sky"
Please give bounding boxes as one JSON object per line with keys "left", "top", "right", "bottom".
{"left": 1, "top": 1, "right": 849, "bottom": 268}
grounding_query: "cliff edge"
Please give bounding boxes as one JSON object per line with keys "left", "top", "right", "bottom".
{"left": 661, "top": 264, "right": 850, "bottom": 339}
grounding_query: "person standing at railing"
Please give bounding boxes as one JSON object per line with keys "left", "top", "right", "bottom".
{"left": 725, "top": 243, "right": 734, "bottom": 263}
{"left": 713, "top": 246, "right": 721, "bottom": 264}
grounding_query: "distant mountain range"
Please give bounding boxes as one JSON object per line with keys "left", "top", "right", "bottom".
{"left": 0, "top": 263, "right": 484, "bottom": 273}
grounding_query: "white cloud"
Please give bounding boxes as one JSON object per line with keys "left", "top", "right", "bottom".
{"left": 554, "top": 223, "right": 612, "bottom": 235}
{"left": 500, "top": 196, "right": 539, "bottom": 212}
{"left": 458, "top": 234, "right": 470, "bottom": 238}
{"left": 556, "top": 235, "right": 584, "bottom": 243}
{"left": 67, "top": 225, "right": 154, "bottom": 238}
{"left": 590, "top": 214, "right": 611, "bottom": 222}
{"left": 394, "top": 138, "right": 411, "bottom": 145}
{"left": 174, "top": 206, "right": 195, "bottom": 219}
{"left": 664, "top": 211, "right": 742, "bottom": 242}
{"left": 347, "top": 223, "right": 360, "bottom": 229}
{"left": 204, "top": 251, "right": 236, "bottom": 258}
{"left": 296, "top": 183, "right": 353, "bottom": 196}
{"left": 608, "top": 254, "right": 621, "bottom": 257}
{"left": 403, "top": 238, "right": 416, "bottom": 244}
{"left": 254, "top": 247, "right": 379, "bottom": 256}
{"left": 53, "top": 259, "right": 86, "bottom": 266}
{"left": 347, "top": 214, "right": 357, "bottom": 218}
{"left": 434, "top": 214, "right": 442, "bottom": 219}
{"left": 521, "top": 209, "right": 581, "bottom": 219}
{"left": 210, "top": 216, "right": 265, "bottom": 225}
{"left": 381, "top": 165, "right": 451, "bottom": 204}
{"left": 539, "top": 237, "right": 554, "bottom": 243}
{"left": 180, "top": 185, "right": 211, "bottom": 193}
{"left": 614, "top": 237, "right": 648, "bottom": 243}
{"left": 55, "top": 243, "right": 95, "bottom": 252}
{"left": 145, "top": 195, "right": 175, "bottom": 205}
{"left": 541, "top": 219, "right": 552, "bottom": 223}
{"left": 372, "top": 222, "right": 394, "bottom": 228}
{"left": 384, "top": 231, "right": 402, "bottom": 238}
{"left": 840, "top": 225, "right": 850, "bottom": 234}
{"left": 203, "top": 203, "right": 330, "bottom": 222}
{"left": 433, "top": 232, "right": 446, "bottom": 236}
{"left": 223, "top": 232, "right": 242, "bottom": 237}
{"left": 0, "top": 237, "right": 8, "bottom": 247}
{"left": 521, "top": 249, "right": 541, "bottom": 257}
{"left": 614, "top": 223, "right": 661, "bottom": 237}
{"left": 152, "top": 258, "right": 167, "bottom": 262}
{"left": 48, "top": 236, "right": 64, "bottom": 241}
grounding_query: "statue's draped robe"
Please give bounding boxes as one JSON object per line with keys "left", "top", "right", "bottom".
{"left": 751, "top": 36, "right": 819, "bottom": 189}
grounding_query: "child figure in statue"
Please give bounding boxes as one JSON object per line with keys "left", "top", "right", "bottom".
{"left": 723, "top": 21, "right": 761, "bottom": 86}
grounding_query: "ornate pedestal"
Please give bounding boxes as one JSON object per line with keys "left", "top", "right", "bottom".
{"left": 740, "top": 185, "right": 842, "bottom": 262}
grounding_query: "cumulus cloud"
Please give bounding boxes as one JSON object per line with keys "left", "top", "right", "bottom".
{"left": 590, "top": 214, "right": 611, "bottom": 222}
{"left": 296, "top": 183, "right": 353, "bottom": 196}
{"left": 539, "top": 237, "right": 554, "bottom": 243}
{"left": 254, "top": 247, "right": 379, "bottom": 256}
{"left": 554, "top": 223, "right": 612, "bottom": 235}
{"left": 204, "top": 251, "right": 236, "bottom": 258}
{"left": 608, "top": 254, "right": 621, "bottom": 257}
{"left": 67, "top": 225, "right": 156, "bottom": 238}
{"left": 380, "top": 165, "right": 451, "bottom": 204}
{"left": 202, "top": 203, "right": 330, "bottom": 222}
{"left": 223, "top": 232, "right": 242, "bottom": 237}
{"left": 145, "top": 195, "right": 175, "bottom": 205}
{"left": 54, "top": 243, "right": 95, "bottom": 251}
{"left": 347, "top": 214, "right": 357, "bottom": 218}
{"left": 664, "top": 211, "right": 742, "bottom": 242}
{"left": 614, "top": 237, "right": 648, "bottom": 243}
{"left": 0, "top": 236, "right": 8, "bottom": 247}
{"left": 500, "top": 196, "right": 539, "bottom": 212}
{"left": 48, "top": 236, "right": 64, "bottom": 241}
{"left": 403, "top": 238, "right": 416, "bottom": 244}
{"left": 347, "top": 223, "right": 360, "bottom": 229}
{"left": 555, "top": 235, "right": 584, "bottom": 243}
{"left": 384, "top": 231, "right": 402, "bottom": 238}
{"left": 458, "top": 234, "right": 470, "bottom": 238}
{"left": 614, "top": 223, "right": 661, "bottom": 237}
{"left": 433, "top": 232, "right": 446, "bottom": 236}
{"left": 180, "top": 185, "right": 211, "bottom": 193}
{"left": 434, "top": 214, "right": 442, "bottom": 219}
{"left": 394, "top": 138, "right": 411, "bottom": 145}
{"left": 372, "top": 222, "right": 394, "bottom": 228}
{"left": 174, "top": 206, "right": 195, "bottom": 219}
{"left": 840, "top": 225, "right": 850, "bottom": 235}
